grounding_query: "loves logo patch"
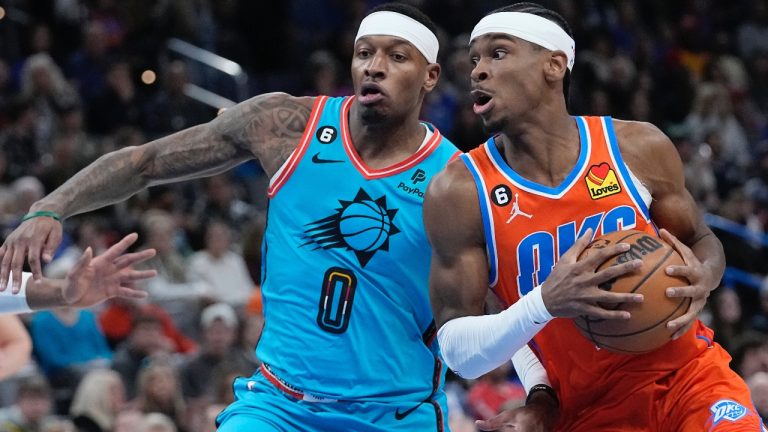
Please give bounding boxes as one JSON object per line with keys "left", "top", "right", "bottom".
{"left": 585, "top": 162, "right": 622, "bottom": 200}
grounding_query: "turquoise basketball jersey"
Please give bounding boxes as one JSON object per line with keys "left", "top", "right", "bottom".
{"left": 257, "top": 96, "right": 459, "bottom": 403}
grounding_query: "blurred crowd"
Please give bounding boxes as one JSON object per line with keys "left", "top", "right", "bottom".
{"left": 0, "top": 0, "right": 767, "bottom": 431}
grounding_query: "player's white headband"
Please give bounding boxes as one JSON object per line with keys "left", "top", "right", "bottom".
{"left": 470, "top": 12, "right": 575, "bottom": 71}
{"left": 355, "top": 11, "right": 439, "bottom": 64}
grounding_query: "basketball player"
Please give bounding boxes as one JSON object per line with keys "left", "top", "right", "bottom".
{"left": 0, "top": 232, "right": 155, "bottom": 379}
{"left": 0, "top": 4, "right": 459, "bottom": 430}
{"left": 426, "top": 3, "right": 765, "bottom": 432}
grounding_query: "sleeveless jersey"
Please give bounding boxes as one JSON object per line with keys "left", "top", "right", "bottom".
{"left": 461, "top": 116, "right": 714, "bottom": 417}
{"left": 258, "top": 96, "right": 459, "bottom": 402}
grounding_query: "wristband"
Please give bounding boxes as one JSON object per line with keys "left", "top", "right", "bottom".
{"left": 21, "top": 211, "right": 62, "bottom": 223}
{"left": 526, "top": 384, "right": 559, "bottom": 407}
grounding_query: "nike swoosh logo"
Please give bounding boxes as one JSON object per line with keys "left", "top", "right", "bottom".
{"left": 311, "top": 152, "right": 344, "bottom": 164}
{"left": 394, "top": 402, "right": 423, "bottom": 420}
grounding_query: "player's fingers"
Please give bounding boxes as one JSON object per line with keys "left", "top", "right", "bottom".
{"left": 475, "top": 417, "right": 511, "bottom": 431}
{"left": 579, "top": 243, "right": 632, "bottom": 271}
{"left": 102, "top": 233, "right": 139, "bottom": 261}
{"left": 116, "top": 286, "right": 149, "bottom": 299}
{"left": 121, "top": 269, "right": 157, "bottom": 282}
{"left": 671, "top": 320, "right": 694, "bottom": 339}
{"left": 590, "top": 259, "right": 642, "bottom": 283}
{"left": 42, "top": 228, "right": 62, "bottom": 264}
{"left": 581, "top": 303, "right": 631, "bottom": 320}
{"left": 114, "top": 249, "right": 156, "bottom": 269}
{"left": 665, "top": 285, "right": 700, "bottom": 298}
{"left": 659, "top": 229, "right": 696, "bottom": 265}
{"left": 590, "top": 289, "right": 644, "bottom": 305}
{"left": 560, "top": 228, "right": 594, "bottom": 263}
{"left": 71, "top": 247, "right": 94, "bottom": 277}
{"left": 0, "top": 246, "right": 12, "bottom": 291}
{"left": 26, "top": 238, "right": 46, "bottom": 281}
{"left": 10, "top": 248, "right": 27, "bottom": 294}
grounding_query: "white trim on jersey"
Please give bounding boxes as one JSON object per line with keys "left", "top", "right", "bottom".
{"left": 600, "top": 116, "right": 653, "bottom": 223}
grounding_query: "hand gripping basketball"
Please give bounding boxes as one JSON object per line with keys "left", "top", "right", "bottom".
{"left": 540, "top": 228, "right": 645, "bottom": 321}
{"left": 573, "top": 229, "right": 691, "bottom": 354}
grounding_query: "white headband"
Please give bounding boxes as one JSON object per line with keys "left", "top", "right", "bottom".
{"left": 470, "top": 12, "right": 575, "bottom": 71}
{"left": 355, "top": 11, "right": 439, "bottom": 63}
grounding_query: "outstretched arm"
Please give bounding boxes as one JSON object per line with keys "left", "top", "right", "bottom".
{"left": 26, "top": 232, "right": 157, "bottom": 310}
{"left": 616, "top": 120, "right": 725, "bottom": 338}
{"left": 0, "top": 93, "right": 315, "bottom": 290}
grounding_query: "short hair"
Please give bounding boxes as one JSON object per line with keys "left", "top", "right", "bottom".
{"left": 488, "top": 2, "right": 573, "bottom": 106}
{"left": 366, "top": 2, "right": 438, "bottom": 36}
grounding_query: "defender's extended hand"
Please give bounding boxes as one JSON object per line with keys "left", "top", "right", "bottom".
{"left": 63, "top": 233, "right": 156, "bottom": 308}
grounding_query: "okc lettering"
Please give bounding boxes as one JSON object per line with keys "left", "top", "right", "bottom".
{"left": 515, "top": 205, "right": 638, "bottom": 295}
{"left": 710, "top": 400, "right": 747, "bottom": 424}
{"left": 590, "top": 183, "right": 620, "bottom": 197}
{"left": 616, "top": 236, "right": 662, "bottom": 263}
{"left": 397, "top": 182, "right": 425, "bottom": 198}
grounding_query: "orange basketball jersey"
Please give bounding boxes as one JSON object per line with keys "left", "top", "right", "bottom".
{"left": 460, "top": 116, "right": 714, "bottom": 420}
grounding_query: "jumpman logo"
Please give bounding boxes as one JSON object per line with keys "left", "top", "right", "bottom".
{"left": 506, "top": 193, "right": 532, "bottom": 223}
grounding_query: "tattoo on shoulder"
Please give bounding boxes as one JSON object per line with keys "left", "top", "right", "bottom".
{"left": 220, "top": 94, "right": 313, "bottom": 175}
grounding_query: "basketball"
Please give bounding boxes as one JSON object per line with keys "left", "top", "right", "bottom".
{"left": 573, "top": 230, "right": 691, "bottom": 354}
{"left": 339, "top": 200, "right": 392, "bottom": 252}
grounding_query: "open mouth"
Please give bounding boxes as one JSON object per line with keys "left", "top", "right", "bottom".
{"left": 471, "top": 89, "right": 494, "bottom": 114}
{"left": 361, "top": 85, "right": 382, "bottom": 97}
{"left": 359, "top": 83, "right": 385, "bottom": 104}
{"left": 472, "top": 90, "right": 492, "bottom": 106}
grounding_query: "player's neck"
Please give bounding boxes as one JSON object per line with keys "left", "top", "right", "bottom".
{"left": 497, "top": 109, "right": 580, "bottom": 186}
{"left": 348, "top": 108, "right": 426, "bottom": 168}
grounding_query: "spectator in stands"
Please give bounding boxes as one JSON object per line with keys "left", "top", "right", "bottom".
{"left": 129, "top": 360, "right": 186, "bottom": 432}
{"left": 0, "top": 98, "right": 41, "bottom": 182}
{"left": 710, "top": 286, "right": 745, "bottom": 351}
{"left": 179, "top": 303, "right": 238, "bottom": 403}
{"left": 0, "top": 315, "right": 32, "bottom": 382}
{"left": 465, "top": 362, "right": 525, "bottom": 421}
{"left": 110, "top": 313, "right": 174, "bottom": 400}
{"left": 189, "top": 174, "right": 257, "bottom": 247}
{"left": 19, "top": 53, "right": 79, "bottom": 152}
{"left": 112, "top": 410, "right": 143, "bottom": 432}
{"left": 142, "top": 61, "right": 211, "bottom": 138}
{"left": 230, "top": 313, "right": 263, "bottom": 373}
{"left": 188, "top": 220, "right": 254, "bottom": 308}
{"left": 39, "top": 103, "right": 99, "bottom": 192}
{"left": 69, "top": 369, "right": 124, "bottom": 432}
{"left": 30, "top": 307, "right": 112, "bottom": 413}
{"left": 140, "top": 210, "right": 207, "bottom": 336}
{"left": 87, "top": 61, "right": 143, "bottom": 136}
{"left": 752, "top": 280, "right": 768, "bottom": 333}
{"left": 0, "top": 374, "right": 54, "bottom": 431}
{"left": 137, "top": 413, "right": 176, "bottom": 432}
{"left": 748, "top": 371, "right": 768, "bottom": 424}
{"left": 65, "top": 22, "right": 111, "bottom": 105}
{"left": 99, "top": 301, "right": 196, "bottom": 354}
{"left": 732, "top": 333, "right": 768, "bottom": 379}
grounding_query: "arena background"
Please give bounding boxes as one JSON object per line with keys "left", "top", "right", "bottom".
{"left": 0, "top": 0, "right": 766, "bottom": 431}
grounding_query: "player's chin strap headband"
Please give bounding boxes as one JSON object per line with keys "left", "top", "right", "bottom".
{"left": 355, "top": 11, "right": 439, "bottom": 63}
{"left": 470, "top": 12, "right": 576, "bottom": 71}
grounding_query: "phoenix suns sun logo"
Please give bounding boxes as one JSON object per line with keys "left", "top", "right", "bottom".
{"left": 585, "top": 162, "right": 621, "bottom": 200}
{"left": 301, "top": 188, "right": 400, "bottom": 267}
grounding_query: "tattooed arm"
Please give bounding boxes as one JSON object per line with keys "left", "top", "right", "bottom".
{"left": 0, "top": 93, "right": 315, "bottom": 290}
